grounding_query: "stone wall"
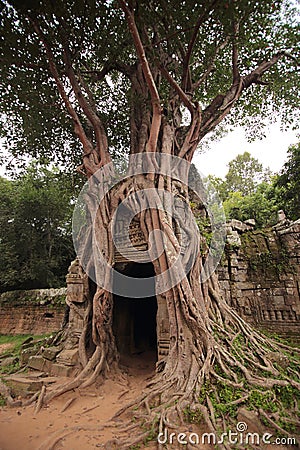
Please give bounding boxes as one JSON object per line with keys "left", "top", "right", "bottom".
{"left": 0, "top": 288, "right": 66, "bottom": 335}
{"left": 1, "top": 219, "right": 299, "bottom": 344}
{"left": 218, "top": 218, "right": 300, "bottom": 341}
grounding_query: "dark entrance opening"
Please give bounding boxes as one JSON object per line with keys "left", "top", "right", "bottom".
{"left": 113, "top": 262, "right": 157, "bottom": 365}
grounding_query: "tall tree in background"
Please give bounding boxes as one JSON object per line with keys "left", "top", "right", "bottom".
{"left": 1, "top": 0, "right": 299, "bottom": 445}
{"left": 224, "top": 151, "right": 270, "bottom": 196}
{"left": 0, "top": 164, "right": 75, "bottom": 292}
{"left": 208, "top": 152, "right": 277, "bottom": 226}
{"left": 274, "top": 142, "right": 300, "bottom": 220}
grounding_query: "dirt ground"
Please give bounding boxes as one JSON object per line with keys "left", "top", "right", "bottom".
{"left": 0, "top": 344, "right": 14, "bottom": 355}
{"left": 0, "top": 352, "right": 162, "bottom": 450}
{"left": 0, "top": 351, "right": 296, "bottom": 449}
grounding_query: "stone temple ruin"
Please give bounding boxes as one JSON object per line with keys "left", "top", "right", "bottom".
{"left": 220, "top": 214, "right": 300, "bottom": 340}
{"left": 12, "top": 213, "right": 300, "bottom": 376}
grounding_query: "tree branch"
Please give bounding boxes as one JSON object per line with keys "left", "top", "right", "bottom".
{"left": 81, "top": 61, "right": 133, "bottom": 80}
{"left": 118, "top": 0, "right": 162, "bottom": 153}
{"left": 232, "top": 12, "right": 240, "bottom": 83}
{"left": 62, "top": 42, "right": 110, "bottom": 166}
{"left": 242, "top": 51, "right": 298, "bottom": 88}
{"left": 30, "top": 19, "right": 94, "bottom": 163}
{"left": 193, "top": 36, "right": 230, "bottom": 90}
{"left": 177, "top": 106, "right": 202, "bottom": 161}
{"left": 159, "top": 65, "right": 195, "bottom": 115}
{"left": 182, "top": 0, "right": 219, "bottom": 92}
{"left": 200, "top": 51, "right": 295, "bottom": 139}
{"left": 149, "top": 24, "right": 199, "bottom": 126}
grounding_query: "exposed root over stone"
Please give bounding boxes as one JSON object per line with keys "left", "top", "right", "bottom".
{"left": 102, "top": 280, "right": 300, "bottom": 449}
{"left": 0, "top": 379, "right": 21, "bottom": 407}
{"left": 34, "top": 385, "right": 46, "bottom": 415}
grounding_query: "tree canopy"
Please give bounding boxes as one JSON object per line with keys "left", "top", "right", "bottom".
{"left": 0, "top": 0, "right": 299, "bottom": 174}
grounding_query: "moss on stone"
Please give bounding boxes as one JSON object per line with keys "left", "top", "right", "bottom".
{"left": 0, "top": 288, "right": 66, "bottom": 307}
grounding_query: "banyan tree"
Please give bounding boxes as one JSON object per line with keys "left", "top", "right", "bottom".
{"left": 1, "top": 0, "right": 299, "bottom": 447}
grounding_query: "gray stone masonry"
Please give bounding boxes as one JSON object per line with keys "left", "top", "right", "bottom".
{"left": 218, "top": 218, "right": 300, "bottom": 341}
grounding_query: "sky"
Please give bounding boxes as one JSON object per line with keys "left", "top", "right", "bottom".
{"left": 193, "top": 122, "right": 299, "bottom": 179}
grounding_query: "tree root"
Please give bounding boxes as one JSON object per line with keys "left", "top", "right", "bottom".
{"left": 34, "top": 385, "right": 46, "bottom": 414}
{"left": 60, "top": 397, "right": 76, "bottom": 413}
{"left": 42, "top": 347, "right": 102, "bottom": 404}
{"left": 259, "top": 408, "right": 291, "bottom": 437}
{"left": 23, "top": 391, "right": 40, "bottom": 407}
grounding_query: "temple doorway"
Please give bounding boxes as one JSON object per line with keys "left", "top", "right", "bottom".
{"left": 113, "top": 262, "right": 157, "bottom": 362}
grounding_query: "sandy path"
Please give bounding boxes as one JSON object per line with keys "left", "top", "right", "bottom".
{"left": 0, "top": 353, "right": 158, "bottom": 450}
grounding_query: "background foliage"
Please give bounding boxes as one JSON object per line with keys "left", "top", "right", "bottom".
{"left": 207, "top": 144, "right": 300, "bottom": 227}
{"left": 0, "top": 163, "right": 75, "bottom": 292}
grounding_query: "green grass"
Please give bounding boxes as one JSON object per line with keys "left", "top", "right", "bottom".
{"left": 0, "top": 334, "right": 34, "bottom": 356}
{"left": 0, "top": 333, "right": 51, "bottom": 375}
{"left": 0, "top": 394, "right": 6, "bottom": 406}
{"left": 0, "top": 334, "right": 51, "bottom": 352}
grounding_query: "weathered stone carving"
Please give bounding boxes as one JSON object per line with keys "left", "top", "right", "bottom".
{"left": 114, "top": 213, "right": 149, "bottom": 263}
{"left": 64, "top": 258, "right": 89, "bottom": 351}
{"left": 66, "top": 257, "right": 88, "bottom": 304}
